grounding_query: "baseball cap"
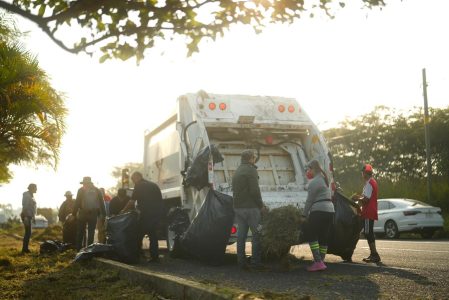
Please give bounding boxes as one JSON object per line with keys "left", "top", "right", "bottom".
{"left": 362, "top": 164, "right": 373, "bottom": 173}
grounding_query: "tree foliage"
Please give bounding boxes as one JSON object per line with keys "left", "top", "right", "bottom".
{"left": 0, "top": 14, "right": 67, "bottom": 182}
{"left": 0, "top": 0, "right": 386, "bottom": 62}
{"left": 37, "top": 207, "right": 55, "bottom": 224}
{"left": 325, "top": 106, "right": 449, "bottom": 181}
{"left": 109, "top": 162, "right": 143, "bottom": 195}
{"left": 324, "top": 106, "right": 449, "bottom": 210}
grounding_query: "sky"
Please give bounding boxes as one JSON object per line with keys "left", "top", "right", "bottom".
{"left": 1, "top": 0, "right": 448, "bottom": 210}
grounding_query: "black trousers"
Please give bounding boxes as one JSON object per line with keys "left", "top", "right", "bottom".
{"left": 306, "top": 211, "right": 334, "bottom": 246}
{"left": 138, "top": 218, "right": 160, "bottom": 259}
{"left": 364, "top": 219, "right": 376, "bottom": 243}
{"left": 76, "top": 211, "right": 97, "bottom": 251}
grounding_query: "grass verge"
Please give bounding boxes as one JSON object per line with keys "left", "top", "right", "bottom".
{"left": 0, "top": 226, "right": 159, "bottom": 299}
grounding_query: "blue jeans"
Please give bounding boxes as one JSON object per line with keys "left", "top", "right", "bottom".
{"left": 77, "top": 211, "right": 97, "bottom": 250}
{"left": 235, "top": 208, "right": 262, "bottom": 266}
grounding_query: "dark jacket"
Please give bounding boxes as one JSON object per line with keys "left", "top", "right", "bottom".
{"left": 109, "top": 195, "right": 130, "bottom": 216}
{"left": 132, "top": 179, "right": 163, "bottom": 220}
{"left": 232, "top": 162, "right": 263, "bottom": 209}
{"left": 72, "top": 185, "right": 106, "bottom": 218}
{"left": 58, "top": 199, "right": 75, "bottom": 222}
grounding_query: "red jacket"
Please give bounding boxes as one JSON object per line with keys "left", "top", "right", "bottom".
{"left": 361, "top": 178, "right": 378, "bottom": 220}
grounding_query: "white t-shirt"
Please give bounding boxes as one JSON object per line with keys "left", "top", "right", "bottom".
{"left": 362, "top": 180, "right": 373, "bottom": 199}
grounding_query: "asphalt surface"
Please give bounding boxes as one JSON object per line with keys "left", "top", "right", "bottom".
{"left": 141, "top": 239, "right": 449, "bottom": 299}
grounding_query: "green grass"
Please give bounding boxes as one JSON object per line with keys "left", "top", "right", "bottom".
{"left": 0, "top": 226, "right": 159, "bottom": 299}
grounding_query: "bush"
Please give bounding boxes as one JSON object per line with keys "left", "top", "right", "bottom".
{"left": 261, "top": 206, "right": 303, "bottom": 261}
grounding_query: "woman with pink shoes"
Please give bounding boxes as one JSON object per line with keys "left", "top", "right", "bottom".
{"left": 303, "top": 160, "right": 335, "bottom": 272}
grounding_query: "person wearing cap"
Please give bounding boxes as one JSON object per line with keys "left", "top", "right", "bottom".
{"left": 232, "top": 149, "right": 267, "bottom": 270}
{"left": 59, "top": 191, "right": 75, "bottom": 224}
{"left": 352, "top": 164, "right": 381, "bottom": 263}
{"left": 20, "top": 183, "right": 37, "bottom": 254}
{"left": 303, "top": 160, "right": 335, "bottom": 272}
{"left": 73, "top": 176, "right": 106, "bottom": 250}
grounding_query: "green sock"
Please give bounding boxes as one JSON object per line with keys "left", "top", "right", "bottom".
{"left": 309, "top": 241, "right": 321, "bottom": 262}
{"left": 319, "top": 245, "right": 328, "bottom": 261}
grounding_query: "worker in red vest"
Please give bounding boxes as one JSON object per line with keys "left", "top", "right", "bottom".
{"left": 352, "top": 164, "right": 381, "bottom": 263}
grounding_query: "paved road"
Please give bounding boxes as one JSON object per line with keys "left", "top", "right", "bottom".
{"left": 141, "top": 239, "right": 449, "bottom": 299}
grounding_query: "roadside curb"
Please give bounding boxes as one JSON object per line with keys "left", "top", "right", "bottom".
{"left": 95, "top": 258, "right": 245, "bottom": 299}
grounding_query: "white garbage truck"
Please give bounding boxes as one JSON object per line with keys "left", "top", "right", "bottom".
{"left": 142, "top": 91, "right": 336, "bottom": 252}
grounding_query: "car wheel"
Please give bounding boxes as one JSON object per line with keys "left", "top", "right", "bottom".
{"left": 421, "top": 229, "right": 435, "bottom": 239}
{"left": 384, "top": 220, "right": 399, "bottom": 239}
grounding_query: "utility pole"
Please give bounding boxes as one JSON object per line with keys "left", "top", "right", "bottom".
{"left": 422, "top": 68, "right": 432, "bottom": 202}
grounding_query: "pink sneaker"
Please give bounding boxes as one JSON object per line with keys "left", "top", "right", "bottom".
{"left": 307, "top": 261, "right": 327, "bottom": 272}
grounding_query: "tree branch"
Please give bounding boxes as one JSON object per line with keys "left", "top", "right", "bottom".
{"left": 0, "top": 1, "right": 79, "bottom": 53}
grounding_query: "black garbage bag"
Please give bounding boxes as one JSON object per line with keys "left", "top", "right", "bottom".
{"left": 298, "top": 192, "right": 362, "bottom": 261}
{"left": 73, "top": 243, "right": 116, "bottom": 263}
{"left": 185, "top": 144, "right": 224, "bottom": 190}
{"left": 166, "top": 207, "right": 191, "bottom": 259}
{"left": 106, "top": 210, "right": 140, "bottom": 264}
{"left": 327, "top": 191, "right": 362, "bottom": 261}
{"left": 177, "top": 190, "right": 234, "bottom": 265}
{"left": 62, "top": 214, "right": 77, "bottom": 247}
{"left": 40, "top": 240, "right": 70, "bottom": 255}
{"left": 167, "top": 207, "right": 191, "bottom": 235}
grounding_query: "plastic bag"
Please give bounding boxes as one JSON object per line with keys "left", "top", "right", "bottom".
{"left": 177, "top": 190, "right": 234, "bottom": 265}
{"left": 106, "top": 210, "right": 140, "bottom": 264}
{"left": 327, "top": 191, "right": 362, "bottom": 261}
{"left": 185, "top": 144, "right": 224, "bottom": 190}
{"left": 40, "top": 240, "right": 70, "bottom": 254}
{"left": 73, "top": 243, "right": 116, "bottom": 263}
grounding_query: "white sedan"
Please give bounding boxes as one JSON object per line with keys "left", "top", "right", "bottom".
{"left": 32, "top": 215, "right": 49, "bottom": 229}
{"left": 374, "top": 198, "right": 444, "bottom": 239}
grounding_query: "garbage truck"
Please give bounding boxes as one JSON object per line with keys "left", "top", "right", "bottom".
{"left": 142, "top": 90, "right": 338, "bottom": 253}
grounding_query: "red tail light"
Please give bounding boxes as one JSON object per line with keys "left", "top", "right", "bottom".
{"left": 265, "top": 135, "right": 273, "bottom": 144}
{"left": 288, "top": 105, "right": 295, "bottom": 113}
{"left": 209, "top": 102, "right": 216, "bottom": 110}
{"left": 278, "top": 105, "right": 285, "bottom": 112}
{"left": 403, "top": 211, "right": 420, "bottom": 216}
{"left": 231, "top": 226, "right": 237, "bottom": 234}
{"left": 219, "top": 103, "right": 227, "bottom": 110}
